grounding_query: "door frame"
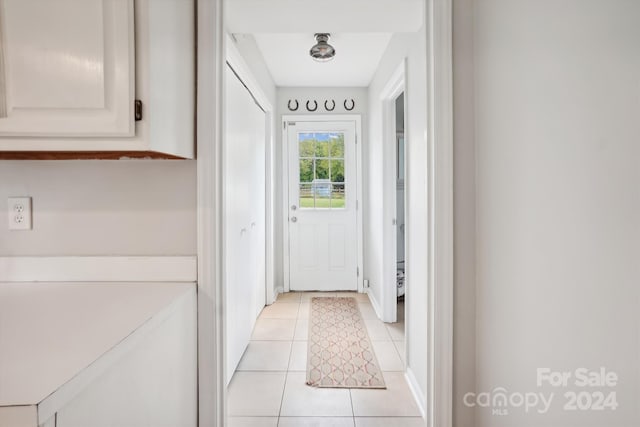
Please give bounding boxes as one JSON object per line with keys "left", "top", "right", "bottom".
{"left": 281, "top": 115, "right": 364, "bottom": 294}
{"left": 197, "top": 0, "right": 454, "bottom": 426}
{"left": 380, "top": 60, "right": 407, "bottom": 323}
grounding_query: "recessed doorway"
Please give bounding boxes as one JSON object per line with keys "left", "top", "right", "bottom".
{"left": 283, "top": 118, "right": 363, "bottom": 292}
{"left": 195, "top": 0, "right": 456, "bottom": 426}
{"left": 379, "top": 62, "right": 407, "bottom": 324}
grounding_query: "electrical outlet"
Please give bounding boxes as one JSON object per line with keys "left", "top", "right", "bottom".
{"left": 8, "top": 197, "right": 32, "bottom": 230}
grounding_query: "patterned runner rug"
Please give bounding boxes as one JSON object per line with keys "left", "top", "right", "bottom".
{"left": 306, "top": 297, "right": 386, "bottom": 388}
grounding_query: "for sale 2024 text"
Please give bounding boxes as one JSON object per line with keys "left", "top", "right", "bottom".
{"left": 537, "top": 367, "right": 618, "bottom": 412}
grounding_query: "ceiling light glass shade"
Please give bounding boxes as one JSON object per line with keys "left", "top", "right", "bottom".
{"left": 310, "top": 33, "right": 336, "bottom": 62}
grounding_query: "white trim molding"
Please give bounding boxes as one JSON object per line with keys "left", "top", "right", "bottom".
{"left": 425, "top": 0, "right": 454, "bottom": 426}
{"left": 379, "top": 59, "right": 407, "bottom": 324}
{"left": 0, "top": 256, "right": 197, "bottom": 283}
{"left": 406, "top": 367, "right": 428, "bottom": 418}
{"left": 366, "top": 285, "right": 385, "bottom": 321}
{"left": 225, "top": 35, "right": 273, "bottom": 113}
{"left": 197, "top": 0, "right": 225, "bottom": 426}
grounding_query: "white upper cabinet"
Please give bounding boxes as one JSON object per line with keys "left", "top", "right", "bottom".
{"left": 0, "top": 0, "right": 134, "bottom": 137}
{"left": 0, "top": 0, "right": 195, "bottom": 158}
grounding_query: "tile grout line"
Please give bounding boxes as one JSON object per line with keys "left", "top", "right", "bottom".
{"left": 390, "top": 336, "right": 404, "bottom": 363}
{"left": 277, "top": 299, "right": 300, "bottom": 425}
{"left": 285, "top": 301, "right": 300, "bottom": 372}
{"left": 349, "top": 388, "right": 356, "bottom": 426}
{"left": 348, "top": 296, "right": 356, "bottom": 425}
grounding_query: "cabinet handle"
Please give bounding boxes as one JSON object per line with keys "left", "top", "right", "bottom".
{"left": 134, "top": 100, "right": 143, "bottom": 121}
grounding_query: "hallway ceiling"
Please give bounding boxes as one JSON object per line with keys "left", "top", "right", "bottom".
{"left": 252, "top": 33, "right": 393, "bottom": 87}
{"left": 227, "top": 0, "right": 424, "bottom": 87}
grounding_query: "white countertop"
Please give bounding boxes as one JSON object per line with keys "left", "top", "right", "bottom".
{"left": 0, "top": 282, "right": 194, "bottom": 407}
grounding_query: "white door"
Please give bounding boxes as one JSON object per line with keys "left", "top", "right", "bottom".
{"left": 287, "top": 120, "right": 358, "bottom": 291}
{"left": 224, "top": 65, "right": 266, "bottom": 382}
{"left": 0, "top": 0, "right": 135, "bottom": 137}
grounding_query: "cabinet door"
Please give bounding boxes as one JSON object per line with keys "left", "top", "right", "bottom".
{"left": 0, "top": 0, "right": 134, "bottom": 137}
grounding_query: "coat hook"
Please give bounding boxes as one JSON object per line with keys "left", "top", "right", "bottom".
{"left": 344, "top": 99, "right": 355, "bottom": 111}
{"left": 324, "top": 99, "right": 336, "bottom": 111}
{"left": 306, "top": 100, "right": 318, "bottom": 112}
{"left": 287, "top": 99, "right": 299, "bottom": 111}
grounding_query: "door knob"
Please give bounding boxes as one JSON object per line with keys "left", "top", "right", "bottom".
{"left": 291, "top": 216, "right": 297, "bottom": 223}
{"left": 291, "top": 205, "right": 297, "bottom": 211}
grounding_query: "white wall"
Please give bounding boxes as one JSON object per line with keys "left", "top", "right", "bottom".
{"left": 473, "top": 1, "right": 640, "bottom": 426}
{"left": 276, "top": 87, "right": 368, "bottom": 292}
{"left": 453, "top": 0, "right": 476, "bottom": 425}
{"left": 0, "top": 160, "right": 196, "bottom": 256}
{"left": 230, "top": 34, "right": 277, "bottom": 106}
{"left": 368, "top": 27, "right": 430, "bottom": 411}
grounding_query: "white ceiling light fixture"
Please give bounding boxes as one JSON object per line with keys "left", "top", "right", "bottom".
{"left": 310, "top": 33, "right": 336, "bottom": 62}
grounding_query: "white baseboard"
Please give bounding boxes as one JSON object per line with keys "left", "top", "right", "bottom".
{"left": 270, "top": 286, "right": 284, "bottom": 304}
{"left": 0, "top": 256, "right": 197, "bottom": 283}
{"left": 366, "top": 287, "right": 384, "bottom": 320}
{"left": 405, "top": 367, "right": 427, "bottom": 419}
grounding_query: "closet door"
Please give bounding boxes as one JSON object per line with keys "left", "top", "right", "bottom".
{"left": 249, "top": 101, "right": 266, "bottom": 322}
{"left": 224, "top": 65, "right": 266, "bottom": 383}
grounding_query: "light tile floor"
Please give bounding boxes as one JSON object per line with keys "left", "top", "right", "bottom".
{"left": 228, "top": 293, "right": 420, "bottom": 427}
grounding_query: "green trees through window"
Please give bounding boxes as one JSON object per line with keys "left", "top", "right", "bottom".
{"left": 298, "top": 132, "right": 346, "bottom": 208}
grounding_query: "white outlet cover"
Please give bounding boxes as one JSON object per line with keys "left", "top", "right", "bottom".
{"left": 8, "top": 197, "right": 32, "bottom": 230}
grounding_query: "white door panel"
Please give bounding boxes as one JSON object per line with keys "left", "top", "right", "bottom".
{"left": 0, "top": 0, "right": 134, "bottom": 136}
{"left": 287, "top": 121, "right": 358, "bottom": 291}
{"left": 328, "top": 224, "right": 347, "bottom": 269}
{"left": 249, "top": 95, "right": 266, "bottom": 320}
{"left": 224, "top": 65, "right": 266, "bottom": 382}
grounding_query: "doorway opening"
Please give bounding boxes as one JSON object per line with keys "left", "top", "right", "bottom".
{"left": 379, "top": 61, "right": 407, "bottom": 324}
{"left": 395, "top": 92, "right": 407, "bottom": 326}
{"left": 196, "top": 0, "right": 456, "bottom": 426}
{"left": 223, "top": 5, "right": 424, "bottom": 423}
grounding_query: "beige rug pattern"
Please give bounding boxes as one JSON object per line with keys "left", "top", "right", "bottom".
{"left": 306, "top": 297, "right": 386, "bottom": 389}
